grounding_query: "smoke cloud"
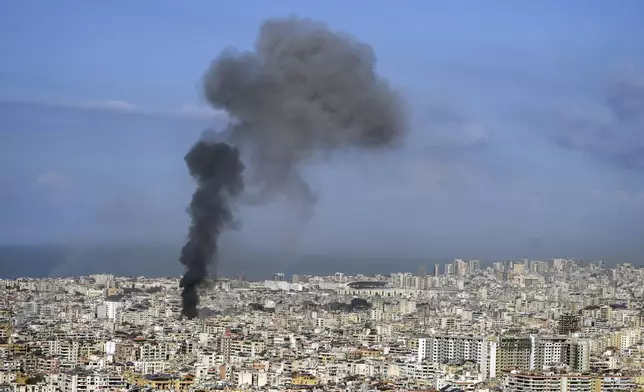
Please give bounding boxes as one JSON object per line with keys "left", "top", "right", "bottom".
{"left": 203, "top": 17, "right": 407, "bottom": 213}
{"left": 179, "top": 17, "right": 407, "bottom": 317}
{"left": 179, "top": 135, "right": 244, "bottom": 319}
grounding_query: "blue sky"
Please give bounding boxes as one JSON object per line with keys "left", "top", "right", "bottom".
{"left": 1, "top": 1, "right": 644, "bottom": 262}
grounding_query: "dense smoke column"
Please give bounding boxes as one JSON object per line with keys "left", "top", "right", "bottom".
{"left": 179, "top": 140, "right": 244, "bottom": 319}
{"left": 178, "top": 17, "right": 407, "bottom": 315}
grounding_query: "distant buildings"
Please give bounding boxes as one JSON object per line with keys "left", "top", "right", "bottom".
{"left": 2, "top": 258, "right": 644, "bottom": 391}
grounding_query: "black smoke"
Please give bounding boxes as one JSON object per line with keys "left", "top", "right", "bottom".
{"left": 179, "top": 137, "right": 244, "bottom": 319}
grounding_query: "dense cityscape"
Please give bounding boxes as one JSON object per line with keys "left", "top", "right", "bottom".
{"left": 2, "top": 0, "right": 643, "bottom": 390}
{"left": 1, "top": 258, "right": 644, "bottom": 391}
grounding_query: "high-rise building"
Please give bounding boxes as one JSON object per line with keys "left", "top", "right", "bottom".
{"left": 415, "top": 335, "right": 494, "bottom": 379}
{"left": 105, "top": 300, "right": 121, "bottom": 320}
{"left": 454, "top": 259, "right": 467, "bottom": 277}
{"left": 391, "top": 273, "right": 413, "bottom": 288}
{"left": 513, "top": 262, "right": 525, "bottom": 275}
{"left": 612, "top": 328, "right": 641, "bottom": 350}
{"left": 418, "top": 266, "right": 426, "bottom": 277}
{"left": 531, "top": 336, "right": 591, "bottom": 372}
{"left": 434, "top": 263, "right": 440, "bottom": 277}
{"left": 97, "top": 296, "right": 122, "bottom": 320}
{"left": 599, "top": 305, "right": 612, "bottom": 322}
{"left": 568, "top": 338, "right": 590, "bottom": 372}
{"left": 533, "top": 336, "right": 568, "bottom": 370}
{"left": 496, "top": 336, "right": 533, "bottom": 372}
{"left": 273, "top": 272, "right": 285, "bottom": 282}
{"left": 558, "top": 314, "right": 581, "bottom": 335}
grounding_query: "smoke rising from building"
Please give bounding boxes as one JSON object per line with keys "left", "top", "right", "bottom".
{"left": 179, "top": 135, "right": 244, "bottom": 319}
{"left": 179, "top": 17, "right": 406, "bottom": 317}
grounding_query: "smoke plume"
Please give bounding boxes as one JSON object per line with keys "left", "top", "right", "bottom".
{"left": 179, "top": 17, "right": 406, "bottom": 317}
{"left": 203, "top": 17, "right": 407, "bottom": 214}
{"left": 179, "top": 135, "right": 244, "bottom": 319}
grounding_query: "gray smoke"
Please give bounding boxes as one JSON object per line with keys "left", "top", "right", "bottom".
{"left": 203, "top": 17, "right": 407, "bottom": 215}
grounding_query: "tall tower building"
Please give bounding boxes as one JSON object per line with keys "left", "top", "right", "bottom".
{"left": 452, "top": 259, "right": 467, "bottom": 277}
{"left": 469, "top": 260, "right": 480, "bottom": 274}
{"left": 418, "top": 266, "right": 426, "bottom": 277}
{"left": 568, "top": 339, "right": 590, "bottom": 372}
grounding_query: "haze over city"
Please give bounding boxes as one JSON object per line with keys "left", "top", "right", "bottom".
{"left": 1, "top": 1, "right": 644, "bottom": 279}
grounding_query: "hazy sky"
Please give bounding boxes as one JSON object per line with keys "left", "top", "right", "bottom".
{"left": 1, "top": 0, "right": 644, "bottom": 262}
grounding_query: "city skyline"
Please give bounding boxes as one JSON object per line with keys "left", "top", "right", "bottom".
{"left": 0, "top": 244, "right": 637, "bottom": 281}
{"left": 2, "top": 259, "right": 644, "bottom": 391}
